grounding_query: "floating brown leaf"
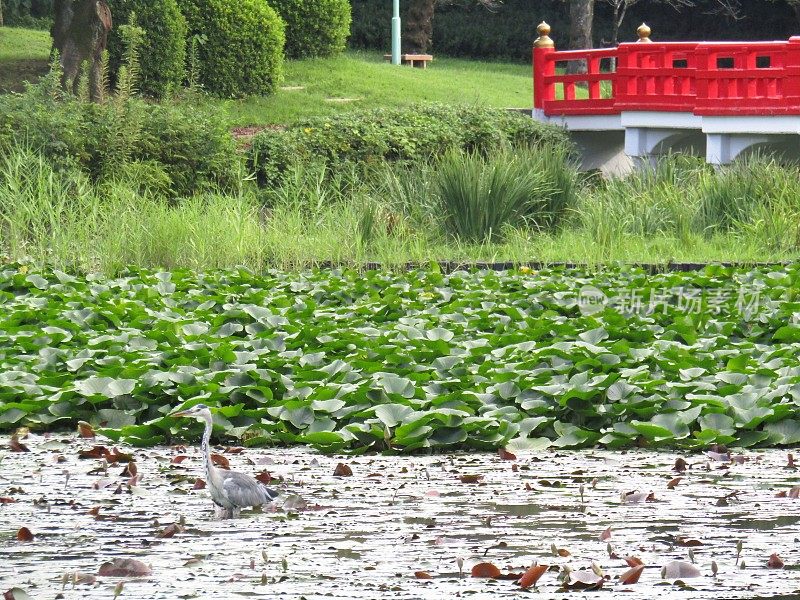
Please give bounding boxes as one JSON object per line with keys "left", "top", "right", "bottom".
{"left": 673, "top": 458, "right": 688, "bottom": 472}
{"left": 498, "top": 448, "right": 516, "bottom": 461}
{"left": 16, "top": 527, "right": 34, "bottom": 542}
{"left": 624, "top": 556, "right": 644, "bottom": 568}
{"left": 677, "top": 537, "right": 704, "bottom": 547}
{"left": 9, "top": 435, "right": 29, "bottom": 453}
{"left": 471, "top": 562, "right": 502, "bottom": 578}
{"left": 788, "top": 454, "right": 796, "bottom": 468}
{"left": 557, "top": 548, "right": 571, "bottom": 557}
{"left": 0, "top": 497, "right": 16, "bottom": 504}
{"left": 333, "top": 463, "right": 353, "bottom": 477}
{"left": 120, "top": 462, "right": 137, "bottom": 478}
{"left": 79, "top": 446, "right": 132, "bottom": 463}
{"left": 667, "top": 477, "right": 682, "bottom": 489}
{"left": 619, "top": 564, "right": 645, "bottom": 585}
{"left": 518, "top": 564, "right": 548, "bottom": 589}
{"left": 224, "top": 446, "right": 244, "bottom": 454}
{"left": 158, "top": 523, "right": 184, "bottom": 539}
{"left": 565, "top": 570, "right": 603, "bottom": 590}
{"left": 414, "top": 571, "right": 433, "bottom": 579}
{"left": 77, "top": 421, "right": 95, "bottom": 439}
{"left": 767, "top": 553, "right": 785, "bottom": 569}
{"left": 460, "top": 474, "right": 483, "bottom": 484}
{"left": 98, "top": 558, "right": 152, "bottom": 577}
{"left": 255, "top": 471, "right": 272, "bottom": 485}
{"left": 211, "top": 454, "right": 230, "bottom": 470}
{"left": 193, "top": 478, "right": 206, "bottom": 490}
{"left": 599, "top": 527, "right": 612, "bottom": 542}
{"left": 72, "top": 572, "right": 97, "bottom": 585}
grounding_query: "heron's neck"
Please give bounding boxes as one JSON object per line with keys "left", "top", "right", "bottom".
{"left": 201, "top": 414, "right": 216, "bottom": 483}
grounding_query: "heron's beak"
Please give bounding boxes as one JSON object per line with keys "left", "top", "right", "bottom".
{"left": 170, "top": 410, "right": 191, "bottom": 418}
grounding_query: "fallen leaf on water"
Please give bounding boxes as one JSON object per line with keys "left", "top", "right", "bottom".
{"left": 662, "top": 560, "right": 700, "bottom": 579}
{"left": 621, "top": 491, "right": 653, "bottom": 504}
{"left": 565, "top": 570, "right": 603, "bottom": 590}
{"left": 158, "top": 523, "right": 184, "bottom": 539}
{"left": 557, "top": 548, "right": 571, "bottom": 557}
{"left": 498, "top": 448, "right": 516, "bottom": 461}
{"left": 788, "top": 454, "right": 795, "bottom": 468}
{"left": 459, "top": 474, "right": 483, "bottom": 484}
{"left": 667, "top": 477, "right": 682, "bottom": 489}
{"left": 673, "top": 458, "right": 688, "bottom": 472}
{"left": 619, "top": 564, "right": 645, "bottom": 585}
{"left": 414, "top": 571, "right": 432, "bottom": 579}
{"left": 16, "top": 527, "right": 34, "bottom": 542}
{"left": 120, "top": 462, "right": 137, "bottom": 478}
{"left": 676, "top": 537, "right": 704, "bottom": 547}
{"left": 471, "top": 562, "right": 502, "bottom": 578}
{"left": 282, "top": 494, "right": 308, "bottom": 512}
{"left": 767, "top": 553, "right": 785, "bottom": 569}
{"left": 193, "top": 478, "right": 206, "bottom": 490}
{"left": 0, "top": 497, "right": 16, "bottom": 504}
{"left": 624, "top": 557, "right": 644, "bottom": 568}
{"left": 333, "top": 463, "right": 353, "bottom": 477}
{"left": 171, "top": 456, "right": 188, "bottom": 464}
{"left": 255, "top": 471, "right": 272, "bottom": 485}
{"left": 599, "top": 527, "right": 612, "bottom": 542}
{"left": 98, "top": 558, "right": 152, "bottom": 577}
{"left": 77, "top": 421, "right": 95, "bottom": 439}
{"left": 705, "top": 451, "right": 731, "bottom": 462}
{"left": 114, "top": 581, "right": 124, "bottom": 598}
{"left": 4, "top": 588, "right": 32, "bottom": 600}
{"left": 71, "top": 572, "right": 97, "bottom": 585}
{"left": 224, "top": 446, "right": 244, "bottom": 454}
{"left": 518, "top": 564, "right": 548, "bottom": 589}
{"left": 9, "top": 435, "right": 29, "bottom": 453}
{"left": 210, "top": 454, "right": 230, "bottom": 470}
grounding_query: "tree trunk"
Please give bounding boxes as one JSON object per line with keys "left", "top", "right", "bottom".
{"left": 568, "top": 0, "right": 594, "bottom": 74}
{"left": 52, "top": 0, "right": 112, "bottom": 101}
{"left": 405, "top": 0, "right": 435, "bottom": 54}
{"left": 0, "top": 0, "right": 4, "bottom": 27}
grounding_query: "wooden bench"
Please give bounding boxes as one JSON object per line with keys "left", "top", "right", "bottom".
{"left": 383, "top": 53, "right": 433, "bottom": 69}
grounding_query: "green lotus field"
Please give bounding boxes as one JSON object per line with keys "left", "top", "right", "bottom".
{"left": 1, "top": 263, "right": 799, "bottom": 452}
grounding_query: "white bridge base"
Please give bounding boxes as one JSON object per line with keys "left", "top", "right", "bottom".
{"left": 534, "top": 110, "right": 800, "bottom": 175}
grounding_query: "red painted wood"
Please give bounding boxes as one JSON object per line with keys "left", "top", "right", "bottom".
{"left": 532, "top": 36, "right": 800, "bottom": 117}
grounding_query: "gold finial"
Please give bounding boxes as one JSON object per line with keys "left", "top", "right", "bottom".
{"left": 535, "top": 21, "right": 555, "bottom": 49}
{"left": 637, "top": 23, "right": 652, "bottom": 43}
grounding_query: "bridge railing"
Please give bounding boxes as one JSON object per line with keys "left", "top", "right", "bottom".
{"left": 533, "top": 23, "right": 800, "bottom": 117}
{"left": 615, "top": 42, "right": 699, "bottom": 112}
{"left": 694, "top": 40, "right": 800, "bottom": 115}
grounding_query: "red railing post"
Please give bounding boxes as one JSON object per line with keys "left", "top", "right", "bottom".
{"left": 784, "top": 37, "right": 800, "bottom": 107}
{"left": 533, "top": 22, "right": 556, "bottom": 111}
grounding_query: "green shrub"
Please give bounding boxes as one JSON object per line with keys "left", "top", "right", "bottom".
{"left": 177, "top": 0, "right": 285, "bottom": 98}
{"left": 249, "top": 104, "right": 571, "bottom": 186}
{"left": 0, "top": 69, "right": 239, "bottom": 197}
{"left": 106, "top": 0, "right": 187, "bottom": 98}
{"left": 269, "top": 0, "right": 351, "bottom": 59}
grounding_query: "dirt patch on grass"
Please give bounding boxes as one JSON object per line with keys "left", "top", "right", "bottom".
{"left": 0, "top": 58, "right": 49, "bottom": 93}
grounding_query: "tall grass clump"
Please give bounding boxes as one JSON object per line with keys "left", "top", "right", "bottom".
{"left": 0, "top": 145, "right": 99, "bottom": 267}
{"left": 433, "top": 144, "right": 579, "bottom": 242}
{"left": 696, "top": 155, "right": 800, "bottom": 234}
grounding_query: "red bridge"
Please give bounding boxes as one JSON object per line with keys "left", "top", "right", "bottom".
{"left": 532, "top": 22, "right": 800, "bottom": 172}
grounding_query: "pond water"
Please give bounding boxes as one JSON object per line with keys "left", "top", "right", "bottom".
{"left": 2, "top": 434, "right": 800, "bottom": 599}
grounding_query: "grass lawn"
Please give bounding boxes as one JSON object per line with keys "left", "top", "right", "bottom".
{"left": 0, "top": 26, "right": 50, "bottom": 93}
{"left": 217, "top": 51, "right": 533, "bottom": 126}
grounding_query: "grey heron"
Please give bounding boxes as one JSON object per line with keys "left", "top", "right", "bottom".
{"left": 171, "top": 404, "right": 278, "bottom": 519}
